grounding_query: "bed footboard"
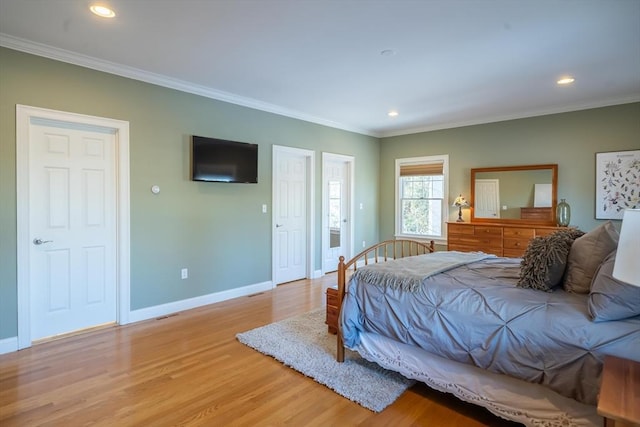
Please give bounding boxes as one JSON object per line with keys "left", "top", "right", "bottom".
{"left": 336, "top": 239, "right": 434, "bottom": 362}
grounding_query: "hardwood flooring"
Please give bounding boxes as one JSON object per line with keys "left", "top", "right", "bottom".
{"left": 0, "top": 274, "right": 522, "bottom": 426}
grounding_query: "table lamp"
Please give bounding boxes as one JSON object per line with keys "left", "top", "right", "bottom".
{"left": 453, "top": 194, "right": 470, "bottom": 223}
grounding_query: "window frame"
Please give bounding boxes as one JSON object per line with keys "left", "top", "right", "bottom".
{"left": 394, "top": 155, "right": 449, "bottom": 244}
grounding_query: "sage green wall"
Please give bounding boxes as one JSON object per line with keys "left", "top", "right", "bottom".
{"left": 0, "top": 47, "right": 380, "bottom": 340}
{"left": 1, "top": 46, "right": 638, "bottom": 342}
{"left": 379, "top": 103, "right": 640, "bottom": 241}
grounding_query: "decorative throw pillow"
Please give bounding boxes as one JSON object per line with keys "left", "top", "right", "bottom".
{"left": 588, "top": 251, "right": 640, "bottom": 322}
{"left": 517, "top": 228, "right": 585, "bottom": 291}
{"left": 563, "top": 221, "right": 619, "bottom": 294}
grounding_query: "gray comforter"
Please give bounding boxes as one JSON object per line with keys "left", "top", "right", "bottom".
{"left": 340, "top": 255, "right": 640, "bottom": 405}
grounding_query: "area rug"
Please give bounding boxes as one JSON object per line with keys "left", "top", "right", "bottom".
{"left": 236, "top": 309, "right": 414, "bottom": 412}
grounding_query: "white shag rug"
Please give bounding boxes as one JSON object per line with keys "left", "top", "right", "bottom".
{"left": 236, "top": 309, "right": 414, "bottom": 412}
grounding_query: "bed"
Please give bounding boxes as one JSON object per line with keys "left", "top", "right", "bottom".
{"left": 335, "top": 226, "right": 640, "bottom": 427}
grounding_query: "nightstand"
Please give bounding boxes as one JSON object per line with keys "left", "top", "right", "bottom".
{"left": 598, "top": 355, "right": 640, "bottom": 427}
{"left": 325, "top": 285, "right": 338, "bottom": 334}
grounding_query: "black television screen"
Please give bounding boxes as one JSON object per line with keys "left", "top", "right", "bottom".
{"left": 191, "top": 136, "right": 258, "bottom": 183}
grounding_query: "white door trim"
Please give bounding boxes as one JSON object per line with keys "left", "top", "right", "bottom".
{"left": 321, "top": 152, "right": 355, "bottom": 274}
{"left": 271, "top": 145, "right": 315, "bottom": 285}
{"left": 16, "top": 104, "right": 130, "bottom": 349}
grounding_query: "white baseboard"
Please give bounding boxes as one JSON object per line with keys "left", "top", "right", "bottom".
{"left": 1, "top": 280, "right": 274, "bottom": 354}
{"left": 127, "top": 280, "right": 273, "bottom": 324}
{"left": 0, "top": 336, "right": 18, "bottom": 355}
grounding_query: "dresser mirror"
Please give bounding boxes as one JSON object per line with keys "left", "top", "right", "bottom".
{"left": 470, "top": 164, "right": 558, "bottom": 225}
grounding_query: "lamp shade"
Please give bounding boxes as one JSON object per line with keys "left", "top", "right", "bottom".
{"left": 453, "top": 194, "right": 469, "bottom": 207}
{"left": 613, "top": 209, "right": 640, "bottom": 287}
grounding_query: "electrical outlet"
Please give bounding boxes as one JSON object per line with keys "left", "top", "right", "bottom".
{"left": 362, "top": 240, "right": 366, "bottom": 248}
{"left": 181, "top": 268, "right": 188, "bottom": 279}
{"left": 262, "top": 204, "right": 267, "bottom": 213}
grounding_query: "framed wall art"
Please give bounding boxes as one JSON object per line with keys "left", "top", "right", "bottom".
{"left": 595, "top": 150, "right": 640, "bottom": 220}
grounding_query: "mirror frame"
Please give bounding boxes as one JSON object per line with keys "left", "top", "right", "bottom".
{"left": 470, "top": 164, "right": 558, "bottom": 225}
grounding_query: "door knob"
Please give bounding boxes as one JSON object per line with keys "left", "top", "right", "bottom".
{"left": 275, "top": 224, "right": 283, "bottom": 228}
{"left": 33, "top": 238, "right": 53, "bottom": 245}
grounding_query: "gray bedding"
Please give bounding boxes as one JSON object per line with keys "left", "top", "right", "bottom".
{"left": 340, "top": 255, "right": 640, "bottom": 405}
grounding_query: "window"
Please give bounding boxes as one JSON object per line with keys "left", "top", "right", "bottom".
{"left": 395, "top": 155, "right": 449, "bottom": 242}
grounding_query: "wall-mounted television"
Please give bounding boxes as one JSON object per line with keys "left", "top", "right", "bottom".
{"left": 191, "top": 135, "right": 258, "bottom": 183}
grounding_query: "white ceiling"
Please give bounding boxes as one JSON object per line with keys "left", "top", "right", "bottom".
{"left": 1, "top": 0, "right": 639, "bottom": 137}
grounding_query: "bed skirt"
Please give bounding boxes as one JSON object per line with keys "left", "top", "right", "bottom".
{"left": 351, "top": 332, "right": 601, "bottom": 427}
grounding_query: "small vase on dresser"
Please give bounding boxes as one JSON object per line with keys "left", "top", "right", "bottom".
{"left": 556, "top": 199, "right": 571, "bottom": 227}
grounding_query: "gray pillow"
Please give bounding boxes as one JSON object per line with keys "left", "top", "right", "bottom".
{"left": 563, "top": 221, "right": 619, "bottom": 294}
{"left": 588, "top": 252, "right": 640, "bottom": 322}
{"left": 517, "top": 228, "right": 585, "bottom": 291}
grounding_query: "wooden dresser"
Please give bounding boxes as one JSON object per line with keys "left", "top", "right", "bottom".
{"left": 447, "top": 222, "right": 563, "bottom": 257}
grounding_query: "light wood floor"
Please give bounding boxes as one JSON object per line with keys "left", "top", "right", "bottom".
{"left": 0, "top": 274, "right": 522, "bottom": 426}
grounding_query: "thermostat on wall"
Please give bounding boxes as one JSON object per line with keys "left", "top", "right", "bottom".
{"left": 151, "top": 185, "right": 160, "bottom": 194}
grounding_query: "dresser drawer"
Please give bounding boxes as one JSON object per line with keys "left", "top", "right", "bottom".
{"left": 504, "top": 248, "right": 526, "bottom": 258}
{"left": 474, "top": 226, "right": 503, "bottom": 236}
{"left": 504, "top": 238, "right": 530, "bottom": 251}
{"left": 535, "top": 228, "right": 560, "bottom": 237}
{"left": 452, "top": 235, "right": 503, "bottom": 248}
{"left": 448, "top": 223, "right": 475, "bottom": 235}
{"left": 450, "top": 242, "right": 502, "bottom": 256}
{"left": 503, "top": 227, "right": 535, "bottom": 238}
{"left": 449, "top": 242, "right": 478, "bottom": 252}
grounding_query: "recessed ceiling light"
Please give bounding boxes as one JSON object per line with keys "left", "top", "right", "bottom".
{"left": 388, "top": 111, "right": 399, "bottom": 117}
{"left": 557, "top": 77, "right": 575, "bottom": 85}
{"left": 90, "top": 4, "right": 116, "bottom": 18}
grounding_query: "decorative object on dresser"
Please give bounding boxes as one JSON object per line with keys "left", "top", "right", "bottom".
{"left": 556, "top": 198, "right": 571, "bottom": 226}
{"left": 452, "top": 194, "right": 469, "bottom": 222}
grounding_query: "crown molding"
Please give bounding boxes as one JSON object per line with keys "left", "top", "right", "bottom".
{"left": 0, "top": 33, "right": 377, "bottom": 137}
{"left": 378, "top": 96, "right": 640, "bottom": 138}
{"left": 2, "top": 33, "right": 637, "bottom": 140}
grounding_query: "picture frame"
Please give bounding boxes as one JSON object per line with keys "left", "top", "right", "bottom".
{"left": 595, "top": 150, "right": 640, "bottom": 220}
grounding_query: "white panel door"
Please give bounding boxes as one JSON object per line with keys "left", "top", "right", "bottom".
{"left": 322, "top": 156, "right": 352, "bottom": 273}
{"left": 29, "top": 121, "right": 117, "bottom": 340}
{"left": 273, "top": 150, "right": 307, "bottom": 284}
{"left": 475, "top": 179, "right": 500, "bottom": 219}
